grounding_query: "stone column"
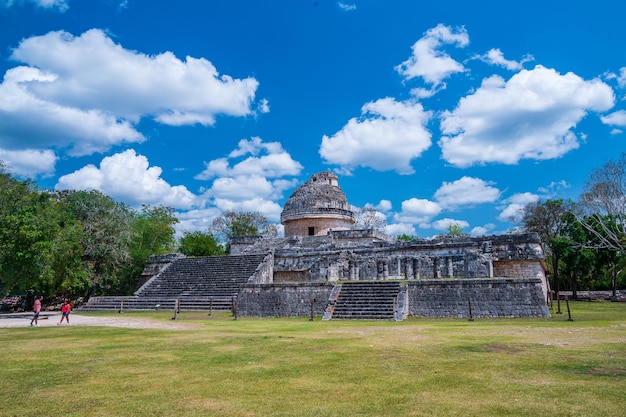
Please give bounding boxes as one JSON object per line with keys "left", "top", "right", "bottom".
{"left": 405, "top": 258, "right": 413, "bottom": 280}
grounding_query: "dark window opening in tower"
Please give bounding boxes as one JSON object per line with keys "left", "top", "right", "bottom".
{"left": 308, "top": 227, "right": 315, "bottom": 236}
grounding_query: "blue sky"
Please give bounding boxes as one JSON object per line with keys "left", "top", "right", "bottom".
{"left": 1, "top": 0, "right": 625, "bottom": 238}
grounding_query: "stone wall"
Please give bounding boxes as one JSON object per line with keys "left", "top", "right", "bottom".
{"left": 237, "top": 282, "right": 334, "bottom": 317}
{"left": 283, "top": 216, "right": 354, "bottom": 237}
{"left": 238, "top": 278, "right": 550, "bottom": 319}
{"left": 407, "top": 278, "right": 550, "bottom": 318}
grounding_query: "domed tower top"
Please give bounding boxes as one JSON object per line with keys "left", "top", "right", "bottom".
{"left": 281, "top": 172, "right": 355, "bottom": 237}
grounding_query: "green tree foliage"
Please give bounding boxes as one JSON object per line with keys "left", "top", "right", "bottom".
{"left": 396, "top": 233, "right": 418, "bottom": 242}
{"left": 0, "top": 169, "right": 57, "bottom": 294}
{"left": 117, "top": 205, "right": 179, "bottom": 294}
{"left": 178, "top": 231, "right": 225, "bottom": 257}
{"left": 518, "top": 199, "right": 577, "bottom": 293}
{"left": 0, "top": 165, "right": 184, "bottom": 298}
{"left": 446, "top": 223, "right": 463, "bottom": 236}
{"left": 57, "top": 190, "right": 134, "bottom": 295}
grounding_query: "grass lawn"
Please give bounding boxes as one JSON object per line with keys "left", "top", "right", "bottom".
{"left": 0, "top": 301, "right": 624, "bottom": 417}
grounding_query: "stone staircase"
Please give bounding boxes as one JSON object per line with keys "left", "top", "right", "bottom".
{"left": 81, "top": 254, "right": 266, "bottom": 311}
{"left": 326, "top": 281, "right": 402, "bottom": 320}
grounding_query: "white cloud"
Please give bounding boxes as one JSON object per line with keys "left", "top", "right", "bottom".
{"left": 55, "top": 149, "right": 197, "bottom": 209}
{"left": 196, "top": 138, "right": 302, "bottom": 223}
{"left": 618, "top": 67, "right": 626, "bottom": 89}
{"left": 366, "top": 199, "right": 392, "bottom": 212}
{"left": 337, "top": 2, "right": 356, "bottom": 12}
{"left": 2, "top": 0, "right": 69, "bottom": 11}
{"left": 477, "top": 48, "right": 533, "bottom": 71}
{"left": 470, "top": 223, "right": 496, "bottom": 237}
{"left": 385, "top": 223, "right": 416, "bottom": 237}
{"left": 11, "top": 29, "right": 259, "bottom": 125}
{"left": 320, "top": 98, "right": 432, "bottom": 174}
{"left": 213, "top": 197, "right": 284, "bottom": 223}
{"left": 393, "top": 198, "right": 441, "bottom": 224}
{"left": 0, "top": 66, "right": 145, "bottom": 157}
{"left": 196, "top": 137, "right": 302, "bottom": 180}
{"left": 396, "top": 24, "right": 469, "bottom": 87}
{"left": 439, "top": 65, "right": 615, "bottom": 167}
{"left": 537, "top": 180, "right": 570, "bottom": 197}
{"left": 497, "top": 192, "right": 539, "bottom": 222}
{"left": 0, "top": 29, "right": 262, "bottom": 177}
{"left": 0, "top": 148, "right": 57, "bottom": 178}
{"left": 601, "top": 110, "right": 626, "bottom": 127}
{"left": 434, "top": 176, "right": 501, "bottom": 209}
{"left": 432, "top": 218, "right": 470, "bottom": 232}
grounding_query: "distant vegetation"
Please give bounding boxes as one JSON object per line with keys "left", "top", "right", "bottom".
{"left": 1, "top": 152, "right": 625, "bottom": 301}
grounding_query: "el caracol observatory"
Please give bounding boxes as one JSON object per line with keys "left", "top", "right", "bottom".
{"left": 280, "top": 171, "right": 355, "bottom": 237}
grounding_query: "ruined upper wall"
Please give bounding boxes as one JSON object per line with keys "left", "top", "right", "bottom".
{"left": 281, "top": 171, "right": 355, "bottom": 236}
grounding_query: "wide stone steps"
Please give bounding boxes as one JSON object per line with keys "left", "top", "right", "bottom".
{"left": 81, "top": 254, "right": 265, "bottom": 311}
{"left": 331, "top": 281, "right": 401, "bottom": 320}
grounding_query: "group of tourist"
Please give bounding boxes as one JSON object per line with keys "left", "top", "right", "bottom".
{"left": 29, "top": 296, "right": 72, "bottom": 326}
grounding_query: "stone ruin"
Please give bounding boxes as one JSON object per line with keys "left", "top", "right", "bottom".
{"left": 231, "top": 172, "right": 550, "bottom": 319}
{"left": 83, "top": 171, "right": 551, "bottom": 319}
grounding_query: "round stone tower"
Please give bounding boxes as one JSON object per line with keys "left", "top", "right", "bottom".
{"left": 281, "top": 171, "right": 355, "bottom": 237}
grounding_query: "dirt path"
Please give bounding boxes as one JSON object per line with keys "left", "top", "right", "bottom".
{"left": 0, "top": 312, "right": 200, "bottom": 330}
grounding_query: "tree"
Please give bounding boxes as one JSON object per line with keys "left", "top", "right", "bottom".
{"left": 518, "top": 199, "right": 577, "bottom": 295}
{"left": 446, "top": 223, "right": 463, "bottom": 236}
{"left": 0, "top": 168, "right": 60, "bottom": 295}
{"left": 396, "top": 233, "right": 418, "bottom": 242}
{"left": 210, "top": 210, "right": 278, "bottom": 242}
{"left": 58, "top": 190, "right": 134, "bottom": 296}
{"left": 579, "top": 152, "right": 626, "bottom": 254}
{"left": 353, "top": 207, "right": 387, "bottom": 230}
{"left": 178, "top": 231, "right": 225, "bottom": 257}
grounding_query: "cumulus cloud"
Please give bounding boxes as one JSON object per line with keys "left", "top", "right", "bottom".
{"left": 196, "top": 138, "right": 303, "bottom": 222}
{"left": 477, "top": 48, "right": 533, "bottom": 71}
{"left": 11, "top": 29, "right": 259, "bottom": 124}
{"left": 601, "top": 110, "right": 626, "bottom": 127}
{"left": 618, "top": 67, "right": 626, "bottom": 89}
{"left": 439, "top": 65, "right": 615, "bottom": 167}
{"left": 0, "top": 66, "right": 145, "bottom": 156}
{"left": 0, "top": 29, "right": 262, "bottom": 177}
{"left": 0, "top": 148, "right": 57, "bottom": 178}
{"left": 55, "top": 149, "right": 197, "bottom": 209}
{"left": 434, "top": 176, "right": 501, "bottom": 209}
{"left": 337, "top": 2, "right": 356, "bottom": 11}
{"left": 1, "top": 0, "right": 69, "bottom": 11}
{"left": 365, "top": 199, "right": 392, "bottom": 212}
{"left": 393, "top": 198, "right": 442, "bottom": 225}
{"left": 431, "top": 218, "right": 470, "bottom": 232}
{"left": 385, "top": 223, "right": 416, "bottom": 238}
{"left": 396, "top": 24, "right": 469, "bottom": 87}
{"left": 537, "top": 180, "right": 570, "bottom": 197}
{"left": 319, "top": 98, "right": 432, "bottom": 174}
{"left": 196, "top": 137, "right": 302, "bottom": 180}
{"left": 470, "top": 223, "right": 496, "bottom": 237}
{"left": 497, "top": 192, "right": 539, "bottom": 222}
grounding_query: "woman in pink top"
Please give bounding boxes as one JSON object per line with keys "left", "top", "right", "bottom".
{"left": 58, "top": 300, "right": 71, "bottom": 325}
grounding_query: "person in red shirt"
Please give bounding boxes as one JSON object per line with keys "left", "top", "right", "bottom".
{"left": 58, "top": 300, "right": 71, "bottom": 325}
{"left": 29, "top": 296, "right": 42, "bottom": 327}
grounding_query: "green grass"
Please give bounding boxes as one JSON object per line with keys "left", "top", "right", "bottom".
{"left": 1, "top": 302, "right": 624, "bottom": 417}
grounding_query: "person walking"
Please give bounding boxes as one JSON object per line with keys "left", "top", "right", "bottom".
{"left": 29, "top": 295, "right": 42, "bottom": 326}
{"left": 58, "top": 300, "right": 71, "bottom": 325}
